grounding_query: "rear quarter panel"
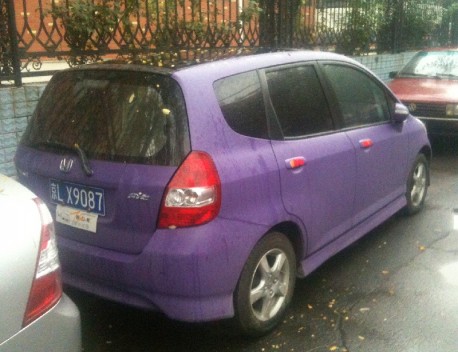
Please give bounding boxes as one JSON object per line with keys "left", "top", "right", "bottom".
{"left": 173, "top": 68, "right": 294, "bottom": 229}
{"left": 0, "top": 195, "right": 40, "bottom": 344}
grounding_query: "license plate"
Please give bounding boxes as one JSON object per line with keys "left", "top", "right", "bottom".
{"left": 49, "top": 179, "right": 105, "bottom": 216}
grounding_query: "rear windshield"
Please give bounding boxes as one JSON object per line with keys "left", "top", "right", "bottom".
{"left": 22, "top": 69, "right": 190, "bottom": 166}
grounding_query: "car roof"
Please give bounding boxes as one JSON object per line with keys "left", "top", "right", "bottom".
{"left": 103, "top": 47, "right": 277, "bottom": 70}
{"left": 66, "top": 48, "right": 356, "bottom": 78}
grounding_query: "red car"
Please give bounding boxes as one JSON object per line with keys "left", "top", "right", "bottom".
{"left": 388, "top": 48, "right": 458, "bottom": 135}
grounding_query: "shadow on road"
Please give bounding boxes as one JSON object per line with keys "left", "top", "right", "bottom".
{"left": 429, "top": 135, "right": 458, "bottom": 157}
{"left": 66, "top": 286, "right": 272, "bottom": 352}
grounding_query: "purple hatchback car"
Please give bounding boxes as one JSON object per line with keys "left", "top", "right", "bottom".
{"left": 15, "top": 49, "right": 431, "bottom": 336}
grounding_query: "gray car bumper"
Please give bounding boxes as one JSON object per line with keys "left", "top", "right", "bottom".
{"left": 0, "top": 294, "right": 81, "bottom": 352}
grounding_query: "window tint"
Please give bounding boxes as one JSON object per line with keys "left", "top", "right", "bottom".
{"left": 323, "top": 65, "right": 390, "bottom": 128}
{"left": 21, "top": 70, "right": 190, "bottom": 166}
{"left": 266, "top": 65, "right": 333, "bottom": 138}
{"left": 214, "top": 71, "right": 268, "bottom": 139}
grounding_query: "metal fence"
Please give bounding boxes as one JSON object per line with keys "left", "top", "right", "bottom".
{"left": 1, "top": 0, "right": 457, "bottom": 86}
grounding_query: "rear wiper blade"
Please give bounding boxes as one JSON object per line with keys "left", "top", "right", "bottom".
{"left": 73, "top": 143, "right": 94, "bottom": 176}
{"left": 36, "top": 140, "right": 94, "bottom": 176}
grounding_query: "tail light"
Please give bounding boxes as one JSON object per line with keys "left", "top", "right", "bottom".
{"left": 23, "top": 199, "right": 62, "bottom": 327}
{"left": 158, "top": 151, "right": 221, "bottom": 229}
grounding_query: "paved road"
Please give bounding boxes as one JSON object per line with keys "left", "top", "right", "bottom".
{"left": 67, "top": 137, "right": 458, "bottom": 352}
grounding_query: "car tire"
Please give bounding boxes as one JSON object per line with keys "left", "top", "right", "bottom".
{"left": 405, "top": 154, "right": 429, "bottom": 215}
{"left": 233, "top": 232, "right": 296, "bottom": 337}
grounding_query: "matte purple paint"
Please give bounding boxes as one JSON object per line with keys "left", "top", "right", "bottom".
{"left": 15, "top": 50, "right": 431, "bottom": 323}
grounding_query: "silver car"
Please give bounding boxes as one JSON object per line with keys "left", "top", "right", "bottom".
{"left": 0, "top": 174, "right": 81, "bottom": 352}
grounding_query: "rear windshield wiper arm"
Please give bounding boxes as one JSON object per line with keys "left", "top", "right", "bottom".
{"left": 73, "top": 143, "right": 94, "bottom": 176}
{"left": 36, "top": 140, "right": 94, "bottom": 176}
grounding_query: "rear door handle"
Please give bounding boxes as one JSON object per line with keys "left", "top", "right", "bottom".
{"left": 285, "top": 157, "right": 306, "bottom": 169}
{"left": 359, "top": 139, "right": 374, "bottom": 149}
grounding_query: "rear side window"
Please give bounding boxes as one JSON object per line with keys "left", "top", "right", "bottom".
{"left": 265, "top": 65, "right": 333, "bottom": 138}
{"left": 214, "top": 71, "right": 268, "bottom": 139}
{"left": 21, "top": 70, "right": 190, "bottom": 166}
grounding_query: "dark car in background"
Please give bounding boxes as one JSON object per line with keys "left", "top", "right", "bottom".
{"left": 388, "top": 48, "right": 458, "bottom": 135}
{"left": 15, "top": 49, "right": 431, "bottom": 336}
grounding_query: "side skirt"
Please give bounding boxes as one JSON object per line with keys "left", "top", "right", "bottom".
{"left": 297, "top": 196, "right": 406, "bottom": 278}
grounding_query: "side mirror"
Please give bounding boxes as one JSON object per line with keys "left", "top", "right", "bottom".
{"left": 393, "top": 103, "right": 409, "bottom": 123}
{"left": 389, "top": 71, "right": 398, "bottom": 79}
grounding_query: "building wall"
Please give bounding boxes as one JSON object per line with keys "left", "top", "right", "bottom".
{"left": 0, "top": 85, "right": 46, "bottom": 176}
{"left": 0, "top": 51, "right": 416, "bottom": 177}
{"left": 13, "top": 0, "right": 258, "bottom": 54}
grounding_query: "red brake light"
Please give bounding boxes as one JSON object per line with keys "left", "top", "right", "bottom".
{"left": 158, "top": 151, "right": 221, "bottom": 229}
{"left": 23, "top": 199, "right": 62, "bottom": 327}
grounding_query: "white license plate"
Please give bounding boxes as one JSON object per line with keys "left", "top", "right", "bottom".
{"left": 56, "top": 205, "right": 98, "bottom": 233}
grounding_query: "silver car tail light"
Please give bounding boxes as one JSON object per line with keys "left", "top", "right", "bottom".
{"left": 23, "top": 198, "right": 62, "bottom": 327}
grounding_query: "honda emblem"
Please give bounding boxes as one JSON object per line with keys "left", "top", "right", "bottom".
{"left": 59, "top": 158, "right": 74, "bottom": 173}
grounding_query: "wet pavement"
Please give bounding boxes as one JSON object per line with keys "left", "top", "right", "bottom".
{"left": 67, "top": 137, "right": 458, "bottom": 352}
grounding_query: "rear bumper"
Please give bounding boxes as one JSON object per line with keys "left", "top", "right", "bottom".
{"left": 57, "top": 218, "right": 268, "bottom": 322}
{"left": 0, "top": 294, "right": 81, "bottom": 352}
